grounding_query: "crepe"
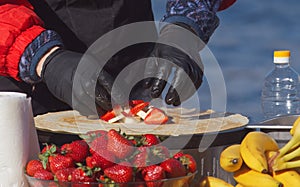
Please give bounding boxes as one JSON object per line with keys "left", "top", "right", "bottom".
{"left": 34, "top": 108, "right": 249, "bottom": 136}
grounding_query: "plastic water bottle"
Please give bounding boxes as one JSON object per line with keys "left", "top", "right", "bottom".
{"left": 261, "top": 50, "right": 300, "bottom": 119}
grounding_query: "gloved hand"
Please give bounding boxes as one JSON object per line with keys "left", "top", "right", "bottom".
{"left": 143, "top": 23, "right": 204, "bottom": 106}
{"left": 40, "top": 48, "right": 126, "bottom": 116}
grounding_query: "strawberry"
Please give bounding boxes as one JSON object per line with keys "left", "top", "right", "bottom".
{"left": 89, "top": 135, "right": 108, "bottom": 155}
{"left": 26, "top": 159, "right": 44, "bottom": 177}
{"left": 33, "top": 169, "right": 54, "bottom": 180}
{"left": 129, "top": 100, "right": 145, "bottom": 106}
{"left": 71, "top": 166, "right": 97, "bottom": 185}
{"left": 98, "top": 174, "right": 113, "bottom": 187}
{"left": 48, "top": 154, "right": 75, "bottom": 174}
{"left": 104, "top": 162, "right": 133, "bottom": 183}
{"left": 129, "top": 102, "right": 149, "bottom": 116}
{"left": 172, "top": 151, "right": 184, "bottom": 159}
{"left": 142, "top": 165, "right": 166, "bottom": 187}
{"left": 86, "top": 150, "right": 116, "bottom": 170}
{"left": 100, "top": 110, "right": 116, "bottom": 121}
{"left": 150, "top": 145, "right": 170, "bottom": 164}
{"left": 132, "top": 147, "right": 149, "bottom": 170}
{"left": 39, "top": 144, "right": 60, "bottom": 171}
{"left": 144, "top": 108, "right": 168, "bottom": 125}
{"left": 177, "top": 154, "right": 197, "bottom": 173}
{"left": 160, "top": 158, "right": 186, "bottom": 178}
{"left": 60, "top": 140, "right": 90, "bottom": 163}
{"left": 86, "top": 130, "right": 107, "bottom": 138}
{"left": 55, "top": 167, "right": 76, "bottom": 182}
{"left": 80, "top": 130, "right": 108, "bottom": 144}
{"left": 41, "top": 144, "right": 59, "bottom": 154}
{"left": 141, "top": 134, "right": 161, "bottom": 146}
{"left": 106, "top": 129, "right": 134, "bottom": 159}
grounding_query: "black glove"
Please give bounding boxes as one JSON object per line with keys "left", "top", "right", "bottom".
{"left": 143, "top": 24, "right": 204, "bottom": 106}
{"left": 41, "top": 48, "right": 125, "bottom": 116}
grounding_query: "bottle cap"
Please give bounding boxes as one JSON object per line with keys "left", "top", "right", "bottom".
{"left": 273, "top": 50, "right": 290, "bottom": 64}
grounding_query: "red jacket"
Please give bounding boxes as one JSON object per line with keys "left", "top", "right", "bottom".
{"left": 0, "top": 0, "right": 236, "bottom": 81}
{"left": 0, "top": 0, "right": 45, "bottom": 80}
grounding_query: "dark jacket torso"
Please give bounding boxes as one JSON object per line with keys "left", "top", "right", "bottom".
{"left": 0, "top": 0, "right": 155, "bottom": 116}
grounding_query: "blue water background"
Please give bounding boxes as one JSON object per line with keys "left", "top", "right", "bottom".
{"left": 151, "top": 0, "right": 300, "bottom": 123}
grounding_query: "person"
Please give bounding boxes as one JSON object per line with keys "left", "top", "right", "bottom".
{"left": 0, "top": 0, "right": 236, "bottom": 117}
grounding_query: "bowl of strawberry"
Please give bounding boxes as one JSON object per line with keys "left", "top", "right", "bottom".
{"left": 25, "top": 129, "right": 198, "bottom": 187}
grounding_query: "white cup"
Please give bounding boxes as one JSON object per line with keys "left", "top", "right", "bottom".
{"left": 0, "top": 92, "right": 39, "bottom": 187}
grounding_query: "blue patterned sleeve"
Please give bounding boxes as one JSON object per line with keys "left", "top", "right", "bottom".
{"left": 161, "top": 0, "right": 222, "bottom": 43}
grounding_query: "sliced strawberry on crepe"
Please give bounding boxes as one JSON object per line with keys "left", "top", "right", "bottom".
{"left": 129, "top": 101, "right": 149, "bottom": 116}
{"left": 129, "top": 100, "right": 145, "bottom": 106}
{"left": 100, "top": 110, "right": 116, "bottom": 122}
{"left": 144, "top": 108, "right": 168, "bottom": 125}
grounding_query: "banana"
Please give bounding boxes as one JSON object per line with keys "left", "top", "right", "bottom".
{"left": 266, "top": 151, "right": 300, "bottom": 172}
{"left": 240, "top": 131, "right": 279, "bottom": 173}
{"left": 290, "top": 116, "right": 300, "bottom": 136}
{"left": 233, "top": 165, "right": 282, "bottom": 187}
{"left": 280, "top": 145, "right": 300, "bottom": 162}
{"left": 220, "top": 144, "right": 243, "bottom": 172}
{"left": 279, "top": 117, "right": 300, "bottom": 158}
{"left": 235, "top": 184, "right": 245, "bottom": 187}
{"left": 272, "top": 169, "right": 300, "bottom": 187}
{"left": 272, "top": 159, "right": 300, "bottom": 171}
{"left": 198, "top": 176, "right": 234, "bottom": 187}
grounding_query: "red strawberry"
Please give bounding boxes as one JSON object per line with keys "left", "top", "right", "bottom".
{"left": 39, "top": 144, "right": 61, "bottom": 171}
{"left": 100, "top": 110, "right": 116, "bottom": 121}
{"left": 172, "top": 151, "right": 184, "bottom": 159}
{"left": 160, "top": 158, "right": 186, "bottom": 178}
{"left": 60, "top": 140, "right": 89, "bottom": 163}
{"left": 150, "top": 145, "right": 170, "bottom": 164}
{"left": 55, "top": 167, "right": 76, "bottom": 182}
{"left": 33, "top": 169, "right": 54, "bottom": 180}
{"left": 104, "top": 162, "right": 133, "bottom": 183}
{"left": 80, "top": 130, "right": 108, "bottom": 144}
{"left": 41, "top": 144, "right": 59, "bottom": 154}
{"left": 144, "top": 108, "right": 168, "bottom": 125}
{"left": 71, "top": 166, "right": 97, "bottom": 187}
{"left": 141, "top": 134, "right": 161, "bottom": 146}
{"left": 86, "top": 130, "right": 107, "bottom": 138}
{"left": 89, "top": 136, "right": 108, "bottom": 155}
{"left": 98, "top": 174, "right": 113, "bottom": 187}
{"left": 177, "top": 154, "right": 197, "bottom": 173}
{"left": 142, "top": 165, "right": 166, "bottom": 187}
{"left": 129, "top": 100, "right": 145, "bottom": 106}
{"left": 26, "top": 160, "right": 44, "bottom": 177}
{"left": 48, "top": 154, "right": 75, "bottom": 174}
{"left": 132, "top": 147, "right": 149, "bottom": 170}
{"left": 106, "top": 129, "right": 134, "bottom": 159}
{"left": 129, "top": 102, "right": 149, "bottom": 116}
{"left": 86, "top": 150, "right": 116, "bottom": 170}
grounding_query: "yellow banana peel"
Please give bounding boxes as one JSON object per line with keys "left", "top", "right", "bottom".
{"left": 279, "top": 117, "right": 300, "bottom": 158}
{"left": 220, "top": 144, "right": 243, "bottom": 172}
{"left": 233, "top": 165, "right": 282, "bottom": 187}
{"left": 240, "top": 131, "right": 279, "bottom": 173}
{"left": 198, "top": 176, "right": 234, "bottom": 187}
{"left": 290, "top": 117, "right": 300, "bottom": 136}
{"left": 272, "top": 169, "right": 300, "bottom": 187}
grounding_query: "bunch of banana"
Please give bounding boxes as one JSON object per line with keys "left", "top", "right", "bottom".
{"left": 212, "top": 117, "right": 300, "bottom": 187}
{"left": 220, "top": 131, "right": 279, "bottom": 174}
{"left": 221, "top": 131, "right": 299, "bottom": 186}
{"left": 270, "top": 117, "right": 300, "bottom": 172}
